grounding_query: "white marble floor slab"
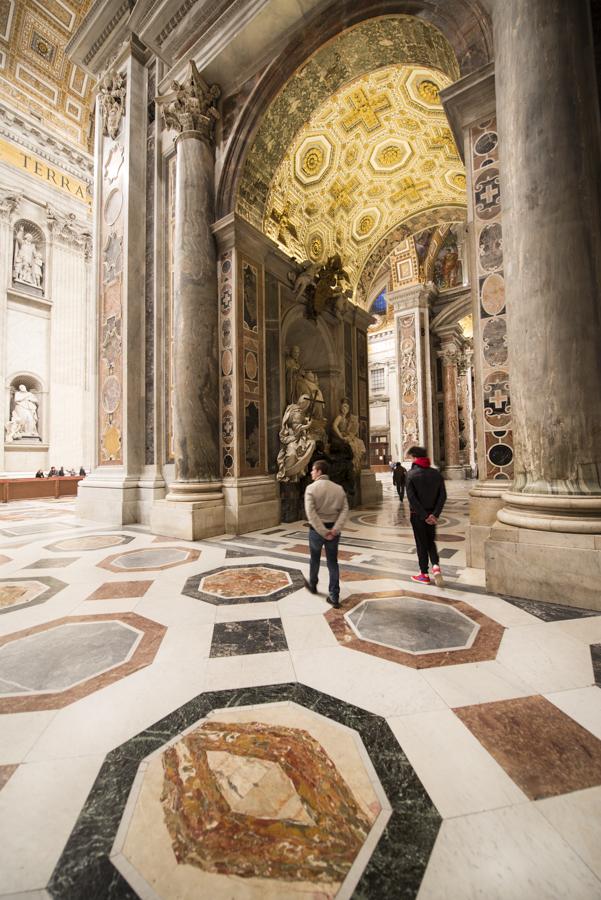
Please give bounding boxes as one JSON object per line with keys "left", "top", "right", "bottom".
{"left": 536, "top": 786, "right": 601, "bottom": 881}
{"left": 418, "top": 803, "right": 601, "bottom": 900}
{"left": 495, "top": 623, "right": 595, "bottom": 693}
{"left": 421, "top": 659, "right": 535, "bottom": 708}
{"left": 544, "top": 686, "right": 601, "bottom": 741}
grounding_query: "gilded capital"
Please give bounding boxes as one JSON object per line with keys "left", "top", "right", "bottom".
{"left": 156, "top": 61, "right": 220, "bottom": 144}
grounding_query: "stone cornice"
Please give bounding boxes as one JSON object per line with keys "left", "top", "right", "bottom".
{"left": 0, "top": 103, "right": 93, "bottom": 184}
{"left": 440, "top": 62, "right": 496, "bottom": 161}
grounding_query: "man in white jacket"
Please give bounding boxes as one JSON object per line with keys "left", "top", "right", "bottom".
{"left": 303, "top": 459, "right": 349, "bottom": 608}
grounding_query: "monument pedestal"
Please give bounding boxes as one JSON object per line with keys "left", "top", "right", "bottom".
{"left": 465, "top": 482, "right": 508, "bottom": 568}
{"left": 359, "top": 470, "right": 383, "bottom": 506}
{"left": 222, "top": 476, "right": 280, "bottom": 534}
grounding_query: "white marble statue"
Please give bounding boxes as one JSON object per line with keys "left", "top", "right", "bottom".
{"left": 276, "top": 394, "right": 316, "bottom": 482}
{"left": 5, "top": 384, "right": 40, "bottom": 441}
{"left": 13, "top": 227, "right": 43, "bottom": 289}
{"left": 331, "top": 397, "right": 366, "bottom": 474}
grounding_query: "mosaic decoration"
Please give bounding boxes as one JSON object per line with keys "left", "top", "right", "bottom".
{"left": 0, "top": 575, "right": 66, "bottom": 615}
{"left": 98, "top": 546, "right": 200, "bottom": 573}
{"left": 0, "top": 1, "right": 95, "bottom": 148}
{"left": 258, "top": 63, "right": 464, "bottom": 294}
{"left": 398, "top": 312, "right": 420, "bottom": 457}
{"left": 326, "top": 590, "right": 504, "bottom": 669}
{"left": 389, "top": 238, "right": 419, "bottom": 289}
{"left": 240, "top": 256, "right": 264, "bottom": 475}
{"left": 98, "top": 127, "right": 125, "bottom": 465}
{"left": 0, "top": 613, "right": 165, "bottom": 712}
{"left": 470, "top": 119, "right": 513, "bottom": 480}
{"left": 182, "top": 563, "right": 305, "bottom": 605}
{"left": 218, "top": 250, "right": 235, "bottom": 477}
{"left": 44, "top": 534, "right": 134, "bottom": 552}
{"left": 51, "top": 684, "right": 441, "bottom": 899}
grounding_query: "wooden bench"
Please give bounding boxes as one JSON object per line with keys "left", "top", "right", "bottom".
{"left": 0, "top": 476, "right": 83, "bottom": 503}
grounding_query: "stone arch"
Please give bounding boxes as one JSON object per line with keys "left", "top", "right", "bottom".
{"left": 217, "top": 1, "right": 491, "bottom": 221}
{"left": 12, "top": 219, "right": 46, "bottom": 293}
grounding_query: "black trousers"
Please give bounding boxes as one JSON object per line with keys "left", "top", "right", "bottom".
{"left": 396, "top": 484, "right": 405, "bottom": 500}
{"left": 410, "top": 514, "right": 439, "bottom": 574}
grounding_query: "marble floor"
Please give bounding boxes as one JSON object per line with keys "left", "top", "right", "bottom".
{"left": 0, "top": 478, "right": 601, "bottom": 898}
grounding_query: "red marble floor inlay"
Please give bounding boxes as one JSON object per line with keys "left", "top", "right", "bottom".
{"left": 86, "top": 580, "right": 154, "bottom": 601}
{"left": 288, "top": 544, "right": 359, "bottom": 561}
{"left": 455, "top": 695, "right": 601, "bottom": 800}
{"left": 326, "top": 589, "right": 504, "bottom": 669}
{"left": 201, "top": 566, "right": 290, "bottom": 598}
{"left": 0, "top": 764, "right": 17, "bottom": 791}
{"left": 340, "top": 570, "right": 389, "bottom": 582}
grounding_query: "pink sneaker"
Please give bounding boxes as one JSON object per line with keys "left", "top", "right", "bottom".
{"left": 431, "top": 565, "right": 444, "bottom": 587}
{"left": 411, "top": 573, "right": 431, "bottom": 585}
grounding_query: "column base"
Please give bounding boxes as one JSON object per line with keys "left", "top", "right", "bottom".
{"left": 465, "top": 481, "right": 510, "bottom": 568}
{"left": 443, "top": 465, "right": 466, "bottom": 480}
{"left": 360, "top": 470, "right": 383, "bottom": 506}
{"left": 76, "top": 470, "right": 139, "bottom": 525}
{"left": 150, "top": 494, "right": 225, "bottom": 540}
{"left": 485, "top": 522, "right": 601, "bottom": 611}
{"left": 222, "top": 475, "right": 280, "bottom": 534}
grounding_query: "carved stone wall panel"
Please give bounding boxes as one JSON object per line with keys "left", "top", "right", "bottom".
{"left": 265, "top": 274, "right": 281, "bottom": 475}
{"left": 98, "top": 130, "right": 124, "bottom": 465}
{"left": 398, "top": 313, "right": 419, "bottom": 458}
{"left": 144, "top": 64, "right": 155, "bottom": 465}
{"left": 470, "top": 118, "right": 513, "bottom": 481}
{"left": 356, "top": 329, "right": 369, "bottom": 458}
{"left": 219, "top": 250, "right": 235, "bottom": 478}
{"left": 238, "top": 256, "right": 265, "bottom": 477}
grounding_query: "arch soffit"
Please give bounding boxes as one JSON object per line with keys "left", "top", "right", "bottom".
{"left": 430, "top": 292, "right": 472, "bottom": 334}
{"left": 356, "top": 205, "right": 467, "bottom": 308}
{"left": 218, "top": 1, "right": 492, "bottom": 220}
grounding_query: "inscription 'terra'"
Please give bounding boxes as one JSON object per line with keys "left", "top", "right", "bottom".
{"left": 20, "top": 153, "right": 89, "bottom": 201}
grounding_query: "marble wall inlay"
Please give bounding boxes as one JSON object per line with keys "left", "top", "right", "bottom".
{"left": 218, "top": 250, "right": 235, "bottom": 477}
{"left": 98, "top": 546, "right": 200, "bottom": 572}
{"left": 327, "top": 590, "right": 504, "bottom": 669}
{"left": 0, "top": 613, "right": 166, "bottom": 712}
{"left": 183, "top": 564, "right": 305, "bottom": 605}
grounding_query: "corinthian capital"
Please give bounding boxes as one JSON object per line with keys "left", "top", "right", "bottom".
{"left": 156, "top": 60, "right": 220, "bottom": 143}
{"left": 0, "top": 192, "right": 21, "bottom": 221}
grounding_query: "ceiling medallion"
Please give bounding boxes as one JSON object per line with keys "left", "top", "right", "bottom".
{"left": 417, "top": 80, "right": 440, "bottom": 103}
{"left": 302, "top": 147, "right": 323, "bottom": 177}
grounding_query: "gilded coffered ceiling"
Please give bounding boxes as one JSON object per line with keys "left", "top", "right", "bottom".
{"left": 262, "top": 63, "right": 466, "bottom": 298}
{"left": 0, "top": 0, "right": 95, "bottom": 148}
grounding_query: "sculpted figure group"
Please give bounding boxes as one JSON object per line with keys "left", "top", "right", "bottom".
{"left": 277, "top": 346, "right": 365, "bottom": 482}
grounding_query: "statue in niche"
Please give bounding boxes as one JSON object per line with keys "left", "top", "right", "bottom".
{"left": 98, "top": 70, "right": 126, "bottom": 140}
{"left": 331, "top": 397, "right": 366, "bottom": 475}
{"left": 5, "top": 384, "right": 40, "bottom": 441}
{"left": 13, "top": 226, "right": 43, "bottom": 289}
{"left": 276, "top": 394, "right": 316, "bottom": 482}
{"left": 157, "top": 61, "right": 220, "bottom": 141}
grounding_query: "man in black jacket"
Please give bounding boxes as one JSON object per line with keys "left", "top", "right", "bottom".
{"left": 405, "top": 446, "right": 447, "bottom": 586}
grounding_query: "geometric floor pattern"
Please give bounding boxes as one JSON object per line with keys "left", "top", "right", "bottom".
{"left": 0, "top": 481, "right": 600, "bottom": 899}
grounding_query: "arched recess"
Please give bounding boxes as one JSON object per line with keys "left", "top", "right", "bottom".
{"left": 280, "top": 303, "right": 339, "bottom": 420}
{"left": 217, "top": 1, "right": 492, "bottom": 222}
{"left": 430, "top": 291, "right": 472, "bottom": 334}
{"left": 5, "top": 372, "right": 45, "bottom": 443}
{"left": 356, "top": 205, "right": 467, "bottom": 307}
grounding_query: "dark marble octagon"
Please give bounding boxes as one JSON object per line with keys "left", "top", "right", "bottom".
{"left": 182, "top": 563, "right": 306, "bottom": 605}
{"left": 49, "top": 683, "right": 441, "bottom": 899}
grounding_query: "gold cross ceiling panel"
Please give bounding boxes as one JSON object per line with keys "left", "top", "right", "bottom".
{"left": 263, "top": 64, "right": 466, "bottom": 295}
{"left": 0, "top": 0, "right": 95, "bottom": 148}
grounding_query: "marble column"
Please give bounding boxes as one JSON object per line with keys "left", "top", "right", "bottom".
{"left": 167, "top": 130, "right": 220, "bottom": 498}
{"left": 151, "top": 62, "right": 225, "bottom": 539}
{"left": 486, "top": 0, "right": 601, "bottom": 608}
{"left": 438, "top": 334, "right": 464, "bottom": 480}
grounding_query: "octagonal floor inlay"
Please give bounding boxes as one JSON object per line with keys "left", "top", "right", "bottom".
{"left": 346, "top": 597, "right": 479, "bottom": 654}
{"left": 111, "top": 701, "right": 391, "bottom": 898}
{"left": 0, "top": 613, "right": 166, "bottom": 712}
{"left": 45, "top": 534, "right": 134, "bottom": 552}
{"left": 327, "top": 590, "right": 505, "bottom": 669}
{"left": 183, "top": 564, "right": 306, "bottom": 604}
{"left": 0, "top": 576, "right": 66, "bottom": 615}
{"left": 98, "top": 546, "right": 200, "bottom": 573}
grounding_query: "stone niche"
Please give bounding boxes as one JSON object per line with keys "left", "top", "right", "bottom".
{"left": 12, "top": 220, "right": 45, "bottom": 296}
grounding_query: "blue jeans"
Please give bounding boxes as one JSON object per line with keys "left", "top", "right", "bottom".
{"left": 309, "top": 524, "right": 340, "bottom": 600}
